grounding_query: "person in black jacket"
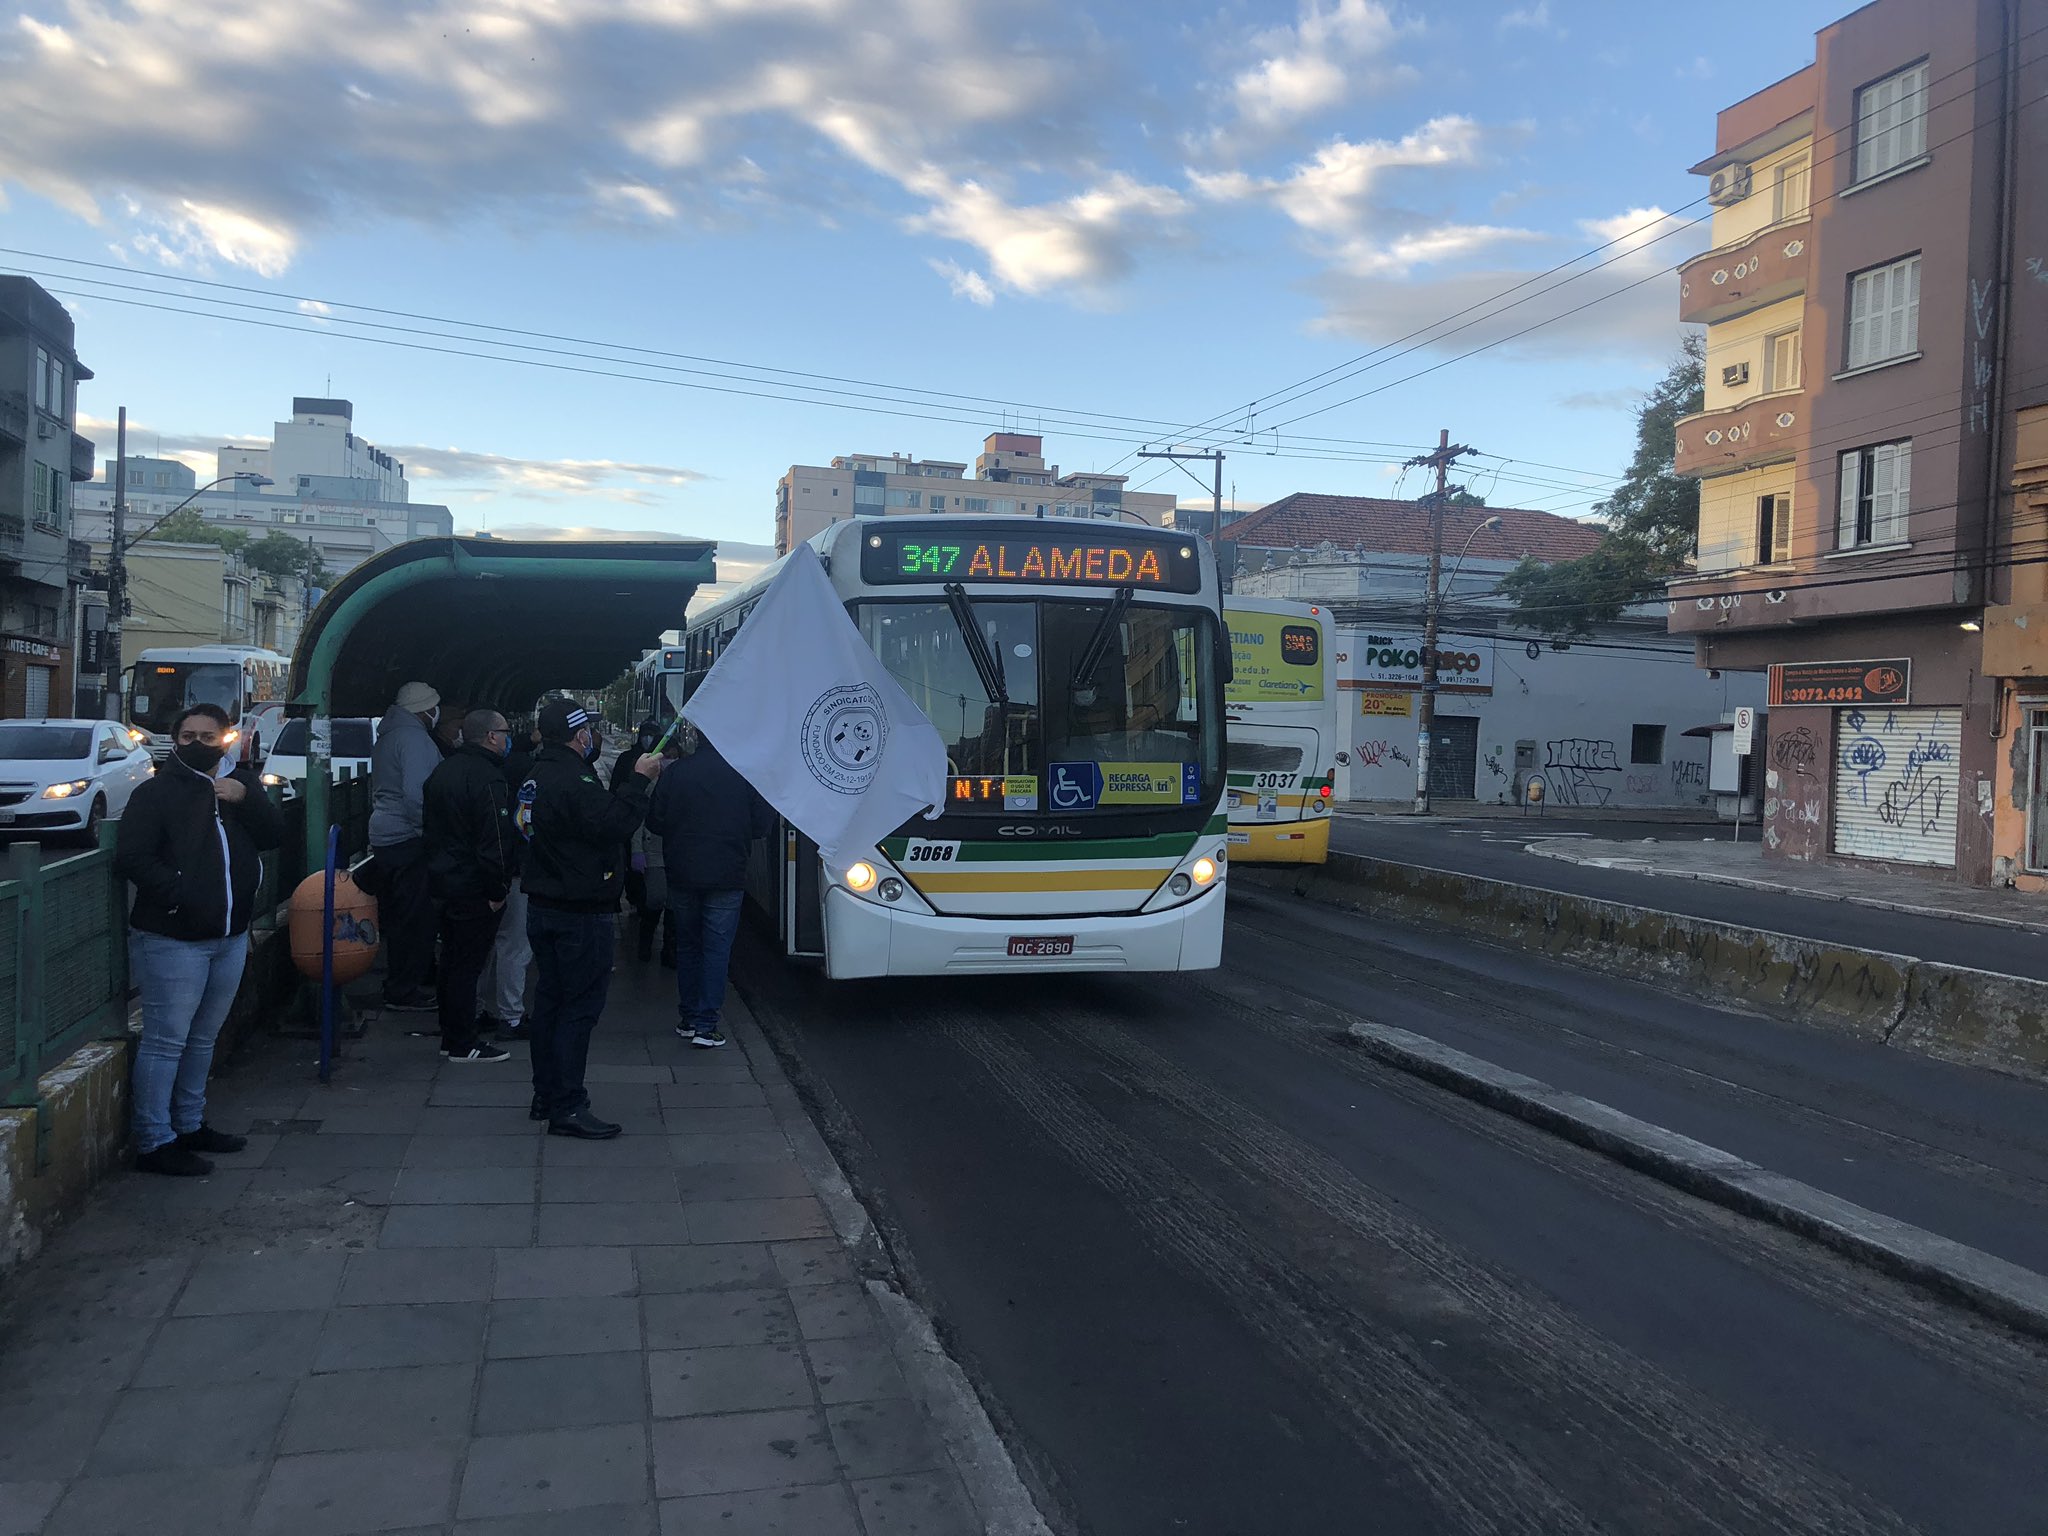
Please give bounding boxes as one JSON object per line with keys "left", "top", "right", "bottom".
{"left": 612, "top": 718, "right": 676, "bottom": 964}
{"left": 423, "top": 708, "right": 516, "bottom": 1064}
{"left": 518, "top": 697, "right": 659, "bottom": 1139}
{"left": 646, "top": 725, "right": 774, "bottom": 1049}
{"left": 114, "top": 702, "right": 284, "bottom": 1177}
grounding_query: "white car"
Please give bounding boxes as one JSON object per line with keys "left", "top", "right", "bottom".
{"left": 0, "top": 719, "right": 155, "bottom": 845}
{"left": 260, "top": 717, "right": 378, "bottom": 802}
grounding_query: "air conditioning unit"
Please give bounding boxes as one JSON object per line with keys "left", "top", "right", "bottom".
{"left": 1722, "top": 362, "right": 1751, "bottom": 388}
{"left": 1708, "top": 164, "right": 1752, "bottom": 206}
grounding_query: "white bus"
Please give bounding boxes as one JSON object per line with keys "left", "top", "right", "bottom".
{"left": 628, "top": 645, "right": 688, "bottom": 730}
{"left": 682, "top": 517, "right": 1229, "bottom": 977}
{"left": 1222, "top": 598, "right": 1339, "bottom": 863}
{"left": 127, "top": 644, "right": 291, "bottom": 762}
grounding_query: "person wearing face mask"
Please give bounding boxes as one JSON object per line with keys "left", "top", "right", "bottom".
{"left": 369, "top": 680, "right": 446, "bottom": 1014}
{"left": 423, "top": 708, "right": 517, "bottom": 1064}
{"left": 517, "top": 696, "right": 659, "bottom": 1139}
{"left": 114, "top": 702, "right": 284, "bottom": 1176}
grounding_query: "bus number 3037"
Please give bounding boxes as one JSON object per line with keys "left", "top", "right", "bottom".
{"left": 903, "top": 840, "right": 961, "bottom": 864}
{"left": 1251, "top": 772, "right": 1296, "bottom": 790}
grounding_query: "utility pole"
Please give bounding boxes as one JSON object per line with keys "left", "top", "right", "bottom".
{"left": 1136, "top": 446, "right": 1226, "bottom": 584}
{"left": 103, "top": 407, "right": 126, "bottom": 720}
{"left": 1409, "top": 429, "right": 1475, "bottom": 815}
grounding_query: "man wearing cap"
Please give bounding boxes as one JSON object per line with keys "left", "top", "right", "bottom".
{"left": 370, "top": 680, "right": 446, "bottom": 1013}
{"left": 518, "top": 697, "right": 661, "bottom": 1139}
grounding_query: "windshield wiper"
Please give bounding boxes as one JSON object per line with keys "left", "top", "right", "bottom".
{"left": 943, "top": 583, "right": 1009, "bottom": 708}
{"left": 1070, "top": 586, "right": 1134, "bottom": 691}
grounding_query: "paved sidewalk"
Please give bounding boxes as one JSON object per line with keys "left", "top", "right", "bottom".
{"left": 1529, "top": 835, "right": 2048, "bottom": 934}
{"left": 0, "top": 954, "right": 1006, "bottom": 1536}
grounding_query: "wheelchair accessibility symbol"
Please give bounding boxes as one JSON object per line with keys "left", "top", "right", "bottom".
{"left": 1048, "top": 762, "right": 1101, "bottom": 811}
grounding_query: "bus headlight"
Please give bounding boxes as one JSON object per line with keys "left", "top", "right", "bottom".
{"left": 844, "top": 861, "right": 878, "bottom": 893}
{"left": 1190, "top": 856, "right": 1218, "bottom": 886}
{"left": 877, "top": 877, "right": 905, "bottom": 902}
{"left": 1169, "top": 873, "right": 1192, "bottom": 897}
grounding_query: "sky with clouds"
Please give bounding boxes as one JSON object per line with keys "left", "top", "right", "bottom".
{"left": 0, "top": 0, "right": 1844, "bottom": 551}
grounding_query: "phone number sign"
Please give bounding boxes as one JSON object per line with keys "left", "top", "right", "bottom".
{"left": 1768, "top": 658, "right": 1911, "bottom": 708}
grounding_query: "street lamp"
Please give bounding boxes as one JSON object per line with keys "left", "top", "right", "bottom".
{"left": 1413, "top": 511, "right": 1503, "bottom": 814}
{"left": 104, "top": 467, "right": 273, "bottom": 720}
{"left": 121, "top": 471, "right": 272, "bottom": 552}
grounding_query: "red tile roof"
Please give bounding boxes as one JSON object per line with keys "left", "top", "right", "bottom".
{"left": 1224, "top": 493, "right": 1604, "bottom": 565}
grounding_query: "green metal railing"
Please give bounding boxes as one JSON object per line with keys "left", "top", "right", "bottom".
{"left": 0, "top": 829, "right": 131, "bottom": 1147}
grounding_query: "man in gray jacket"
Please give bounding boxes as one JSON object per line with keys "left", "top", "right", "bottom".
{"left": 370, "top": 680, "right": 446, "bottom": 1012}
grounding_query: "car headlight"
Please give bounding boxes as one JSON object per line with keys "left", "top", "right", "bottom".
{"left": 844, "top": 861, "right": 877, "bottom": 893}
{"left": 42, "top": 779, "right": 91, "bottom": 800}
{"left": 261, "top": 772, "right": 287, "bottom": 787}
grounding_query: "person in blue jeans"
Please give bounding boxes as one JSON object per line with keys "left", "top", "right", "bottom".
{"left": 113, "top": 703, "right": 283, "bottom": 1176}
{"left": 517, "top": 698, "right": 659, "bottom": 1138}
{"left": 647, "top": 724, "right": 774, "bottom": 1048}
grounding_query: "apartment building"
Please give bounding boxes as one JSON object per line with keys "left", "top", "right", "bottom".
{"left": 0, "top": 278, "right": 94, "bottom": 718}
{"left": 1671, "top": 0, "right": 2044, "bottom": 884}
{"left": 73, "top": 399, "right": 454, "bottom": 583}
{"left": 774, "top": 432, "right": 1176, "bottom": 554}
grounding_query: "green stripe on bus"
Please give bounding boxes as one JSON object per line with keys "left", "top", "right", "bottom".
{"left": 880, "top": 827, "right": 1211, "bottom": 863}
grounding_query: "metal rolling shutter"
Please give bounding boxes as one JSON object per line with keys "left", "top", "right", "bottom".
{"left": 1831, "top": 706, "right": 1960, "bottom": 866}
{"left": 23, "top": 666, "right": 50, "bottom": 719}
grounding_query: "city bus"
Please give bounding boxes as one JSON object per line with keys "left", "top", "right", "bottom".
{"left": 1222, "top": 598, "right": 1339, "bottom": 863}
{"left": 681, "top": 516, "right": 1229, "bottom": 977}
{"left": 628, "top": 644, "right": 688, "bottom": 730}
{"left": 126, "top": 644, "right": 291, "bottom": 763}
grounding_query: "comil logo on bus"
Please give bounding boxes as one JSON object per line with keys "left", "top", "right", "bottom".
{"left": 1362, "top": 640, "right": 1484, "bottom": 675}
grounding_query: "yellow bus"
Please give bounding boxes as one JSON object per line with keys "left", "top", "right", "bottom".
{"left": 1223, "top": 598, "right": 1339, "bottom": 863}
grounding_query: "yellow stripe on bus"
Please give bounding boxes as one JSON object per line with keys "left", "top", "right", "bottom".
{"left": 907, "top": 868, "right": 1169, "bottom": 894}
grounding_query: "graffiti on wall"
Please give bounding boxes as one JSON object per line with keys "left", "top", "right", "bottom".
{"left": 1356, "top": 739, "right": 1412, "bottom": 769}
{"left": 1770, "top": 726, "right": 1818, "bottom": 780}
{"left": 1670, "top": 758, "right": 1707, "bottom": 795}
{"left": 1833, "top": 708, "right": 1959, "bottom": 862}
{"left": 1543, "top": 738, "right": 1620, "bottom": 806}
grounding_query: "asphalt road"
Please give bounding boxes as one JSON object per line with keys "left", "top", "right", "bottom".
{"left": 740, "top": 898, "right": 2048, "bottom": 1536}
{"left": 1332, "top": 814, "right": 2048, "bottom": 980}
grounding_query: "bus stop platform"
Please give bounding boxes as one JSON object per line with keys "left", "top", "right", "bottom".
{"left": 0, "top": 956, "right": 1008, "bottom": 1536}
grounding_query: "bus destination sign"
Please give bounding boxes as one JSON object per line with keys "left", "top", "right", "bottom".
{"left": 1768, "top": 658, "right": 1911, "bottom": 708}
{"left": 862, "top": 529, "right": 1202, "bottom": 593}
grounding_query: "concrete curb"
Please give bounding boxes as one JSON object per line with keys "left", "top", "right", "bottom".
{"left": 1526, "top": 840, "right": 2048, "bottom": 936}
{"left": 1344, "top": 1019, "right": 2048, "bottom": 1344}
{"left": 1243, "top": 853, "right": 2048, "bottom": 1080}
{"left": 723, "top": 991, "right": 1052, "bottom": 1536}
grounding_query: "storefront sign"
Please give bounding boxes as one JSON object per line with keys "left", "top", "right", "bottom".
{"left": 1768, "top": 658, "right": 1910, "bottom": 708}
{"left": 1356, "top": 691, "right": 1413, "bottom": 718}
{"left": 1338, "top": 629, "right": 1493, "bottom": 693}
{"left": 3, "top": 638, "right": 59, "bottom": 660}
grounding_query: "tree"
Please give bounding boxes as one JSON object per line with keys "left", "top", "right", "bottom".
{"left": 244, "top": 531, "right": 323, "bottom": 581}
{"left": 1444, "top": 488, "right": 1488, "bottom": 508}
{"left": 142, "top": 506, "right": 248, "bottom": 552}
{"left": 1498, "top": 334, "right": 1704, "bottom": 638}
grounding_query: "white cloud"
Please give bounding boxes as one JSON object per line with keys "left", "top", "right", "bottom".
{"left": 390, "top": 445, "right": 708, "bottom": 500}
{"left": 908, "top": 171, "right": 1187, "bottom": 299}
{"left": 1229, "top": 0, "right": 1410, "bottom": 132}
{"left": 296, "top": 299, "right": 331, "bottom": 317}
{"left": 931, "top": 259, "right": 996, "bottom": 306}
{"left": 1498, "top": 3, "right": 1554, "bottom": 31}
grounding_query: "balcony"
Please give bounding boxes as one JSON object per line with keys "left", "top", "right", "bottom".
{"left": 1678, "top": 217, "right": 1810, "bottom": 325}
{"left": 1673, "top": 390, "right": 1805, "bottom": 478}
{"left": 0, "top": 392, "right": 26, "bottom": 447}
{"left": 0, "top": 513, "right": 24, "bottom": 551}
{"left": 69, "top": 432, "right": 94, "bottom": 483}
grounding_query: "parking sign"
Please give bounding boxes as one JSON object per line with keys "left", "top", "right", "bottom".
{"left": 1732, "top": 707, "right": 1755, "bottom": 755}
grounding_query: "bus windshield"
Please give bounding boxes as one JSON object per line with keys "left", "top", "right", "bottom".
{"left": 860, "top": 598, "right": 1217, "bottom": 815}
{"left": 129, "top": 662, "right": 242, "bottom": 734}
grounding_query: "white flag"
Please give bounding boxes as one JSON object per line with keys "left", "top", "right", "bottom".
{"left": 683, "top": 543, "right": 946, "bottom": 871}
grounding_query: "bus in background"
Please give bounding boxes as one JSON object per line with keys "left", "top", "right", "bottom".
{"left": 1222, "top": 598, "right": 1339, "bottom": 864}
{"left": 126, "top": 644, "right": 291, "bottom": 764}
{"left": 683, "top": 516, "right": 1229, "bottom": 977}
{"left": 629, "top": 644, "right": 688, "bottom": 731}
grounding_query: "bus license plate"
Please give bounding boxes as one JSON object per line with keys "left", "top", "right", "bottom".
{"left": 1008, "top": 936, "right": 1073, "bottom": 958}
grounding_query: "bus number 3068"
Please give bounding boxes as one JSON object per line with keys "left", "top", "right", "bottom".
{"left": 903, "top": 840, "right": 961, "bottom": 864}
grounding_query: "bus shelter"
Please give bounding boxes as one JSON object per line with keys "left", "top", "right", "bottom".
{"left": 288, "top": 535, "right": 716, "bottom": 869}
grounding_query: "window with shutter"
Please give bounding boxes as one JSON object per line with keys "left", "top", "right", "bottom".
{"left": 1855, "top": 62, "right": 1929, "bottom": 182}
{"left": 1758, "top": 494, "right": 1791, "bottom": 564}
{"left": 1846, "top": 255, "right": 1920, "bottom": 369}
{"left": 1773, "top": 156, "right": 1810, "bottom": 222}
{"left": 1838, "top": 441, "right": 1911, "bottom": 549}
{"left": 1766, "top": 329, "right": 1801, "bottom": 392}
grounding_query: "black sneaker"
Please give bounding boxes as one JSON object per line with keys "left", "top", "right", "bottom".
{"left": 384, "top": 990, "right": 438, "bottom": 1013}
{"left": 476, "top": 1013, "right": 504, "bottom": 1035}
{"left": 496, "top": 1019, "right": 531, "bottom": 1041}
{"left": 691, "top": 1027, "right": 727, "bottom": 1049}
{"left": 529, "top": 1096, "right": 549, "bottom": 1121}
{"left": 136, "top": 1144, "right": 214, "bottom": 1177}
{"left": 548, "top": 1109, "right": 622, "bottom": 1140}
{"left": 176, "top": 1125, "right": 248, "bottom": 1155}
{"left": 442, "top": 1042, "right": 512, "bottom": 1064}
